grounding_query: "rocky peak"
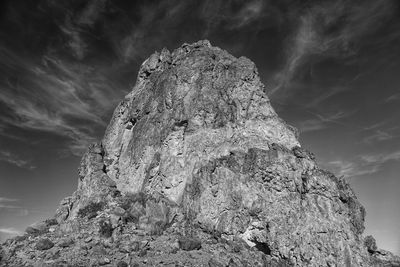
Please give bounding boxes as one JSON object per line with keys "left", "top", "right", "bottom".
{"left": 99, "top": 39, "right": 299, "bottom": 203}
{"left": 1, "top": 40, "right": 399, "bottom": 267}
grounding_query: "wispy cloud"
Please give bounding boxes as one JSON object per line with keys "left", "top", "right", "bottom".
{"left": 199, "top": 0, "right": 267, "bottom": 37}
{"left": 360, "top": 121, "right": 400, "bottom": 144}
{"left": 0, "top": 151, "right": 35, "bottom": 170}
{"left": 385, "top": 93, "right": 400, "bottom": 103}
{"left": 0, "top": 197, "right": 18, "bottom": 202}
{"left": 362, "top": 121, "right": 388, "bottom": 131}
{"left": 59, "top": 0, "right": 108, "bottom": 60}
{"left": 0, "top": 47, "right": 123, "bottom": 156}
{"left": 362, "top": 130, "right": 396, "bottom": 144}
{"left": 327, "top": 159, "right": 379, "bottom": 178}
{"left": 0, "top": 196, "right": 19, "bottom": 209}
{"left": 0, "top": 197, "right": 21, "bottom": 210}
{"left": 75, "top": 0, "right": 107, "bottom": 27}
{"left": 0, "top": 197, "right": 32, "bottom": 217}
{"left": 269, "top": 0, "right": 395, "bottom": 96}
{"left": 111, "top": 0, "right": 266, "bottom": 61}
{"left": 0, "top": 0, "right": 281, "bottom": 159}
{"left": 327, "top": 150, "right": 400, "bottom": 178}
{"left": 229, "top": 0, "right": 265, "bottom": 29}
{"left": 0, "top": 203, "right": 21, "bottom": 210}
{"left": 0, "top": 227, "right": 22, "bottom": 236}
{"left": 360, "top": 151, "right": 400, "bottom": 165}
{"left": 297, "top": 110, "right": 349, "bottom": 133}
{"left": 306, "top": 86, "right": 348, "bottom": 108}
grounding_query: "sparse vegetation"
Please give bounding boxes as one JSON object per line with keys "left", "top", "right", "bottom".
{"left": 118, "top": 192, "right": 147, "bottom": 225}
{"left": 365, "top": 235, "right": 377, "bottom": 253}
{"left": 149, "top": 220, "right": 167, "bottom": 236}
{"left": 121, "top": 210, "right": 141, "bottom": 224}
{"left": 111, "top": 189, "right": 122, "bottom": 198}
{"left": 25, "top": 226, "right": 47, "bottom": 237}
{"left": 99, "top": 219, "right": 113, "bottom": 238}
{"left": 25, "top": 220, "right": 56, "bottom": 237}
{"left": 45, "top": 218, "right": 58, "bottom": 226}
{"left": 13, "top": 235, "right": 28, "bottom": 242}
{"left": 77, "top": 201, "right": 105, "bottom": 218}
{"left": 117, "top": 192, "right": 170, "bottom": 236}
{"left": 119, "top": 192, "right": 146, "bottom": 210}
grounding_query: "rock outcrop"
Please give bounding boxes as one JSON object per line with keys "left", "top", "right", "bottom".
{"left": 1, "top": 40, "right": 399, "bottom": 267}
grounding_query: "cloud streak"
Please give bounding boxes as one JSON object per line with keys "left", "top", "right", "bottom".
{"left": 0, "top": 196, "right": 22, "bottom": 212}
{"left": 0, "top": 227, "right": 22, "bottom": 236}
{"left": 0, "top": 197, "right": 33, "bottom": 217}
{"left": 0, "top": 0, "right": 398, "bottom": 159}
{"left": 327, "top": 159, "right": 380, "bottom": 178}
{"left": 362, "top": 130, "right": 396, "bottom": 144}
{"left": 269, "top": 0, "right": 396, "bottom": 97}
{"left": 0, "top": 197, "right": 18, "bottom": 202}
{"left": 385, "top": 93, "right": 400, "bottom": 103}
{"left": 0, "top": 0, "right": 277, "bottom": 159}
{"left": 0, "top": 46, "right": 123, "bottom": 156}
{"left": 327, "top": 150, "right": 400, "bottom": 178}
{"left": 361, "top": 151, "right": 400, "bottom": 165}
{"left": 0, "top": 151, "right": 35, "bottom": 170}
{"left": 297, "top": 110, "right": 349, "bottom": 133}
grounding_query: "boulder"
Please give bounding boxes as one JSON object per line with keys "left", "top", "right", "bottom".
{"left": 35, "top": 239, "right": 54, "bottom": 250}
{"left": 178, "top": 237, "right": 201, "bottom": 251}
{"left": 58, "top": 238, "right": 74, "bottom": 248}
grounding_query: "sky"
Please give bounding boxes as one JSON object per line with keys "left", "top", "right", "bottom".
{"left": 0, "top": 0, "right": 399, "bottom": 254}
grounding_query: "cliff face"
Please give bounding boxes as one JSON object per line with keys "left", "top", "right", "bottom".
{"left": 100, "top": 39, "right": 298, "bottom": 202}
{"left": 1, "top": 41, "right": 399, "bottom": 267}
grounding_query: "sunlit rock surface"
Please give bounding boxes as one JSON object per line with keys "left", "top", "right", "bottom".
{"left": 1, "top": 40, "right": 399, "bottom": 267}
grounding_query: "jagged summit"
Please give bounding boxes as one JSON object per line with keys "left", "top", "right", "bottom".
{"left": 1, "top": 40, "right": 399, "bottom": 266}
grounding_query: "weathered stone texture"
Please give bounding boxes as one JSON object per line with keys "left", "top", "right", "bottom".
{"left": 1, "top": 40, "right": 399, "bottom": 267}
{"left": 100, "top": 40, "right": 299, "bottom": 204}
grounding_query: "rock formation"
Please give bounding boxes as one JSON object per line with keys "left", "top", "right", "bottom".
{"left": 1, "top": 40, "right": 399, "bottom": 267}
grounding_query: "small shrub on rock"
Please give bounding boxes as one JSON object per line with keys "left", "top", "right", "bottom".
{"left": 119, "top": 192, "right": 146, "bottom": 210}
{"left": 112, "top": 189, "right": 122, "bottom": 198}
{"left": 78, "top": 201, "right": 105, "bottom": 218}
{"left": 45, "top": 218, "right": 58, "bottom": 226}
{"left": 149, "top": 220, "right": 167, "bottom": 236}
{"left": 122, "top": 212, "right": 140, "bottom": 224}
{"left": 121, "top": 201, "right": 146, "bottom": 225}
{"left": 25, "top": 221, "right": 49, "bottom": 236}
{"left": 99, "top": 219, "right": 113, "bottom": 238}
{"left": 365, "top": 235, "right": 377, "bottom": 253}
{"left": 14, "top": 235, "right": 28, "bottom": 242}
{"left": 117, "top": 261, "right": 128, "bottom": 267}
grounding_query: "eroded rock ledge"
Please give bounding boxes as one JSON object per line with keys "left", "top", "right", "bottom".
{"left": 1, "top": 40, "right": 399, "bottom": 267}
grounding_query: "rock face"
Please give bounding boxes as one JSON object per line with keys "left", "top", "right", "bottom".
{"left": 1, "top": 40, "right": 400, "bottom": 267}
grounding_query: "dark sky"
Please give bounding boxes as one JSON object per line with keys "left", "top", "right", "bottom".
{"left": 0, "top": 0, "right": 399, "bottom": 254}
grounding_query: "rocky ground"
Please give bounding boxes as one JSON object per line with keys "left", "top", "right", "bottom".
{"left": 0, "top": 192, "right": 399, "bottom": 266}
{"left": 0, "top": 193, "right": 293, "bottom": 266}
{"left": 1, "top": 40, "right": 400, "bottom": 266}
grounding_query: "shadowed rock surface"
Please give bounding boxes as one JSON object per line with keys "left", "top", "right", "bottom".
{"left": 1, "top": 40, "right": 399, "bottom": 267}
